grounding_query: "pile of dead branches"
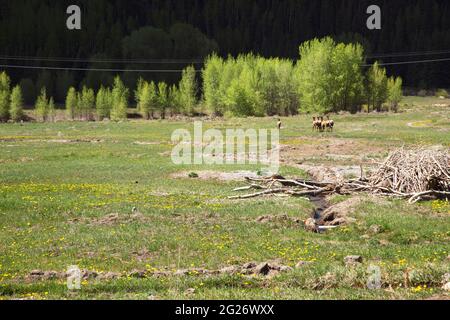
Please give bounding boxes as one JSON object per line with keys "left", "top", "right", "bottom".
{"left": 229, "top": 147, "right": 450, "bottom": 203}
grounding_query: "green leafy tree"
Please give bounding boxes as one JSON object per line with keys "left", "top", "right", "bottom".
{"left": 224, "top": 78, "right": 257, "bottom": 117}
{"left": 111, "top": 76, "right": 129, "bottom": 121}
{"left": 96, "top": 86, "right": 112, "bottom": 120}
{"left": 296, "top": 37, "right": 365, "bottom": 114}
{"left": 0, "top": 91, "right": 9, "bottom": 122}
{"left": 65, "top": 87, "right": 78, "bottom": 120}
{"left": 296, "top": 37, "right": 336, "bottom": 114}
{"left": 218, "top": 57, "right": 240, "bottom": 114}
{"left": 0, "top": 71, "right": 11, "bottom": 92}
{"left": 137, "top": 81, "right": 157, "bottom": 120}
{"left": 178, "top": 66, "right": 198, "bottom": 115}
{"left": 0, "top": 72, "right": 11, "bottom": 121}
{"left": 276, "top": 59, "right": 299, "bottom": 116}
{"left": 156, "top": 82, "right": 169, "bottom": 119}
{"left": 168, "top": 85, "right": 181, "bottom": 116}
{"left": 79, "top": 86, "right": 95, "bottom": 120}
{"left": 47, "top": 97, "right": 56, "bottom": 122}
{"left": 366, "top": 62, "right": 388, "bottom": 112}
{"left": 134, "top": 77, "right": 145, "bottom": 110}
{"left": 387, "top": 76, "right": 403, "bottom": 112}
{"left": 35, "top": 88, "right": 50, "bottom": 122}
{"left": 331, "top": 43, "right": 365, "bottom": 113}
{"left": 10, "top": 85, "right": 24, "bottom": 122}
{"left": 203, "top": 54, "right": 224, "bottom": 115}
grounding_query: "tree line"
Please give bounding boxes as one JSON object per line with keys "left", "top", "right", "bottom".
{"left": 1, "top": 0, "right": 450, "bottom": 90}
{"left": 0, "top": 38, "right": 404, "bottom": 122}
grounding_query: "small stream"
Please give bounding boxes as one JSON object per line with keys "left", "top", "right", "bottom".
{"left": 308, "top": 195, "right": 329, "bottom": 221}
{"left": 304, "top": 174, "right": 338, "bottom": 232}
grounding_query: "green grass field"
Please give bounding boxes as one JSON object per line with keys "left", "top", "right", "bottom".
{"left": 0, "top": 97, "right": 449, "bottom": 300}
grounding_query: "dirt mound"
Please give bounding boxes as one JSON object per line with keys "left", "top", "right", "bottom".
{"left": 317, "top": 197, "right": 363, "bottom": 226}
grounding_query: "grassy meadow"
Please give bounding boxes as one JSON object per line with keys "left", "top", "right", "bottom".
{"left": 0, "top": 97, "right": 449, "bottom": 300}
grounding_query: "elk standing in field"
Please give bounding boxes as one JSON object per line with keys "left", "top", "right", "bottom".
{"left": 325, "top": 115, "right": 334, "bottom": 132}
{"left": 320, "top": 116, "right": 327, "bottom": 132}
{"left": 313, "top": 115, "right": 335, "bottom": 133}
{"left": 312, "top": 117, "right": 322, "bottom": 132}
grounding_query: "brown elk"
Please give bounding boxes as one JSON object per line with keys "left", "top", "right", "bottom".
{"left": 325, "top": 115, "right": 334, "bottom": 132}
{"left": 312, "top": 117, "right": 322, "bottom": 132}
{"left": 313, "top": 116, "right": 334, "bottom": 132}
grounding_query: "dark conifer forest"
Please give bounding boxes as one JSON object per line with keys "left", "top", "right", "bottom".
{"left": 1, "top": 0, "right": 450, "bottom": 103}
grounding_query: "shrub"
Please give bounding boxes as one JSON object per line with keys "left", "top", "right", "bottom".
{"left": 157, "top": 82, "right": 169, "bottom": 119}
{"left": 0, "top": 71, "right": 11, "bottom": 121}
{"left": 0, "top": 90, "right": 9, "bottom": 121}
{"left": 47, "top": 97, "right": 56, "bottom": 122}
{"left": 35, "top": 88, "right": 51, "bottom": 122}
{"left": 136, "top": 81, "right": 157, "bottom": 120}
{"left": 96, "top": 86, "right": 112, "bottom": 120}
{"left": 179, "top": 65, "right": 198, "bottom": 115}
{"left": 417, "top": 89, "right": 428, "bottom": 97}
{"left": 79, "top": 86, "right": 95, "bottom": 120}
{"left": 224, "top": 78, "right": 256, "bottom": 117}
{"left": 168, "top": 85, "right": 181, "bottom": 116}
{"left": 387, "top": 76, "right": 403, "bottom": 112}
{"left": 65, "top": 87, "right": 78, "bottom": 120}
{"left": 0, "top": 71, "right": 10, "bottom": 92}
{"left": 10, "top": 85, "right": 24, "bottom": 121}
{"left": 366, "top": 62, "right": 388, "bottom": 112}
{"left": 435, "top": 88, "right": 449, "bottom": 98}
{"left": 110, "top": 76, "right": 129, "bottom": 121}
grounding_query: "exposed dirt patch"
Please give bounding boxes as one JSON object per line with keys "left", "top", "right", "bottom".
{"left": 424, "top": 294, "right": 450, "bottom": 300}
{"left": 281, "top": 136, "right": 386, "bottom": 166}
{"left": 133, "top": 141, "right": 161, "bottom": 146}
{"left": 295, "top": 164, "right": 371, "bottom": 183}
{"left": 132, "top": 248, "right": 156, "bottom": 262}
{"left": 171, "top": 170, "right": 260, "bottom": 181}
{"left": 47, "top": 138, "right": 104, "bottom": 144}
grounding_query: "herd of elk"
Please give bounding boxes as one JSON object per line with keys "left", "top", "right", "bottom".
{"left": 312, "top": 116, "right": 334, "bottom": 132}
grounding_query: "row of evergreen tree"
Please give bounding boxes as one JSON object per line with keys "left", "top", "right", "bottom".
{"left": 2, "top": 0, "right": 449, "bottom": 88}
{"left": 0, "top": 38, "right": 404, "bottom": 122}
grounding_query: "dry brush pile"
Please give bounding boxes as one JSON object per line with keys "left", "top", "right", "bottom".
{"left": 230, "top": 147, "right": 450, "bottom": 203}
